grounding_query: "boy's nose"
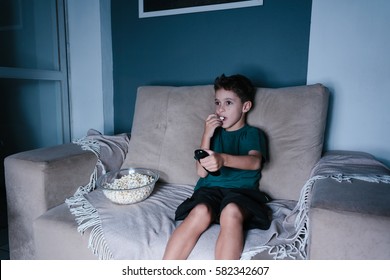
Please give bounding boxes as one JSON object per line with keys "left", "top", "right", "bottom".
{"left": 217, "top": 106, "right": 225, "bottom": 113}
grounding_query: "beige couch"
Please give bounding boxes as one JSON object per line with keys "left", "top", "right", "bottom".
{"left": 5, "top": 84, "right": 390, "bottom": 260}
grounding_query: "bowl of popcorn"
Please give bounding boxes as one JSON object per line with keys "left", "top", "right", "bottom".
{"left": 96, "top": 168, "right": 159, "bottom": 205}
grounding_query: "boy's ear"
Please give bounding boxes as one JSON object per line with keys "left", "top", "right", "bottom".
{"left": 242, "top": 101, "right": 252, "bottom": 113}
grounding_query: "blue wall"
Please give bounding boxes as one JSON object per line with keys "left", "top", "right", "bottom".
{"left": 308, "top": 0, "right": 390, "bottom": 166}
{"left": 111, "top": 0, "right": 313, "bottom": 133}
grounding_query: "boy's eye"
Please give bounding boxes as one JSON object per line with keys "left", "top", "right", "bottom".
{"left": 215, "top": 101, "right": 221, "bottom": 106}
{"left": 226, "top": 101, "right": 233, "bottom": 106}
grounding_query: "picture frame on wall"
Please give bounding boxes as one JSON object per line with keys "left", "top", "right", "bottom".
{"left": 139, "top": 0, "right": 263, "bottom": 18}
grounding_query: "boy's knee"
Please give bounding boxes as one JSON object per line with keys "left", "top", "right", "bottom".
{"left": 220, "top": 203, "right": 245, "bottom": 226}
{"left": 189, "top": 203, "right": 214, "bottom": 223}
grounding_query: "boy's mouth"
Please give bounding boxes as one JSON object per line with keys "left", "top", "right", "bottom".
{"left": 219, "top": 116, "right": 225, "bottom": 121}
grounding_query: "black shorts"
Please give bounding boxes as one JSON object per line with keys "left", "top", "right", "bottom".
{"left": 175, "top": 187, "right": 272, "bottom": 230}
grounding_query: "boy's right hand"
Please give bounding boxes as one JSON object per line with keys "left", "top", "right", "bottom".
{"left": 204, "top": 114, "right": 222, "bottom": 139}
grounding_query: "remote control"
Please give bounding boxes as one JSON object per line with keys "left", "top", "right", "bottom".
{"left": 194, "top": 149, "right": 220, "bottom": 176}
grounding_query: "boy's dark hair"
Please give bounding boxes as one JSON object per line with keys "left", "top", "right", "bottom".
{"left": 214, "top": 74, "right": 256, "bottom": 103}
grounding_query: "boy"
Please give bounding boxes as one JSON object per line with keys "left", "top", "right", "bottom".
{"left": 163, "top": 74, "right": 271, "bottom": 260}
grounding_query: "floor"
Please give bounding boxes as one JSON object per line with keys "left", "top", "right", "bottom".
{"left": 0, "top": 227, "right": 9, "bottom": 260}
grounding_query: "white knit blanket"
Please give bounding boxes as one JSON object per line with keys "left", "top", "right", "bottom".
{"left": 66, "top": 140, "right": 390, "bottom": 260}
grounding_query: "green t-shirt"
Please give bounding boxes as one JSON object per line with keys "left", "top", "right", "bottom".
{"left": 195, "top": 124, "right": 267, "bottom": 190}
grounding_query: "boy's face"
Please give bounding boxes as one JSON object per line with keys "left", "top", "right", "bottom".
{"left": 215, "top": 89, "right": 251, "bottom": 131}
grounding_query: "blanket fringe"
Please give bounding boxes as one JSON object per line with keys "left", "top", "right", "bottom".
{"left": 241, "top": 173, "right": 390, "bottom": 260}
{"left": 240, "top": 175, "right": 319, "bottom": 260}
{"left": 65, "top": 137, "right": 113, "bottom": 260}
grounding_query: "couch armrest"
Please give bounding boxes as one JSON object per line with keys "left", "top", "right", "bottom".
{"left": 308, "top": 151, "right": 390, "bottom": 259}
{"left": 4, "top": 143, "right": 97, "bottom": 259}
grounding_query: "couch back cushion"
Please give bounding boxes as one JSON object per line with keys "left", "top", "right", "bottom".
{"left": 122, "top": 86, "right": 214, "bottom": 186}
{"left": 122, "top": 84, "right": 329, "bottom": 201}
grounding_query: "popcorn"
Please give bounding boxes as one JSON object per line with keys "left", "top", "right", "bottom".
{"left": 102, "top": 173, "right": 155, "bottom": 204}
{"left": 109, "top": 173, "right": 153, "bottom": 189}
{"left": 219, "top": 116, "right": 225, "bottom": 121}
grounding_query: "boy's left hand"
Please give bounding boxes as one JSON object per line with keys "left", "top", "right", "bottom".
{"left": 199, "top": 149, "right": 224, "bottom": 172}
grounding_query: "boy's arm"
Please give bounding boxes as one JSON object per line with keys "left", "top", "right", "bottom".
{"left": 201, "top": 150, "right": 262, "bottom": 173}
{"left": 197, "top": 134, "right": 212, "bottom": 178}
{"left": 197, "top": 114, "right": 222, "bottom": 178}
{"left": 221, "top": 150, "right": 262, "bottom": 170}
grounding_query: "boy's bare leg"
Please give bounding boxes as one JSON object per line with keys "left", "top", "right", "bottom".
{"left": 163, "top": 203, "right": 213, "bottom": 260}
{"left": 215, "top": 203, "right": 246, "bottom": 260}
